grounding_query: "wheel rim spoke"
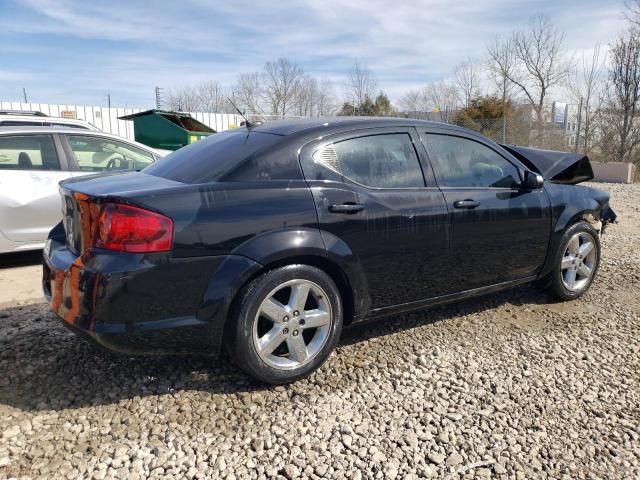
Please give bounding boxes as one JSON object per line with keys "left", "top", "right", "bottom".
{"left": 303, "top": 309, "right": 331, "bottom": 329}
{"left": 577, "top": 263, "right": 592, "bottom": 278}
{"left": 561, "top": 255, "right": 574, "bottom": 270}
{"left": 261, "top": 298, "right": 288, "bottom": 323}
{"left": 286, "top": 334, "right": 308, "bottom": 363}
{"left": 258, "top": 325, "right": 285, "bottom": 355}
{"left": 567, "top": 236, "right": 580, "bottom": 255}
{"left": 289, "top": 283, "right": 311, "bottom": 313}
{"left": 565, "top": 267, "right": 577, "bottom": 288}
{"left": 579, "top": 241, "right": 594, "bottom": 258}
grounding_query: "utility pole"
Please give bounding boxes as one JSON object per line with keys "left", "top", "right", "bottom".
{"left": 583, "top": 106, "right": 589, "bottom": 153}
{"left": 106, "top": 93, "right": 111, "bottom": 109}
{"left": 155, "top": 87, "right": 163, "bottom": 109}
{"left": 574, "top": 97, "right": 583, "bottom": 153}
{"left": 22, "top": 87, "right": 28, "bottom": 103}
{"left": 501, "top": 77, "right": 507, "bottom": 143}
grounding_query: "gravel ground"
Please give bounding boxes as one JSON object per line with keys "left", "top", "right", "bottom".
{"left": 1, "top": 182, "right": 639, "bottom": 480}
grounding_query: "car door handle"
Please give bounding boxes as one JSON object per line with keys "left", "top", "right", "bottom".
{"left": 453, "top": 199, "right": 480, "bottom": 209}
{"left": 328, "top": 203, "right": 365, "bottom": 214}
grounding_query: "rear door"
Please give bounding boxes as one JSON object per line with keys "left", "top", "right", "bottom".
{"left": 0, "top": 133, "right": 72, "bottom": 242}
{"left": 61, "top": 134, "right": 156, "bottom": 175}
{"left": 420, "top": 130, "right": 551, "bottom": 290}
{"left": 300, "top": 127, "right": 450, "bottom": 311}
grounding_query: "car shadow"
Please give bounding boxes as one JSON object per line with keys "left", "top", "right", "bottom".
{"left": 340, "top": 283, "right": 553, "bottom": 345}
{"left": 0, "top": 250, "right": 43, "bottom": 269}
{"left": 0, "top": 284, "right": 552, "bottom": 412}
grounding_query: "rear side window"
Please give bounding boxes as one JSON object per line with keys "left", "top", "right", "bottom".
{"left": 312, "top": 133, "right": 424, "bottom": 188}
{"left": 0, "top": 134, "right": 60, "bottom": 170}
{"left": 67, "top": 135, "right": 154, "bottom": 172}
{"left": 425, "top": 134, "right": 520, "bottom": 188}
{"left": 0, "top": 120, "right": 45, "bottom": 127}
{"left": 144, "top": 130, "right": 287, "bottom": 183}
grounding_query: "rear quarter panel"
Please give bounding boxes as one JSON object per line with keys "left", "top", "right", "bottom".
{"left": 128, "top": 180, "right": 321, "bottom": 258}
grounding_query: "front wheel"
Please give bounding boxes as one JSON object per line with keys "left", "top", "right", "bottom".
{"left": 227, "top": 265, "right": 343, "bottom": 384}
{"left": 546, "top": 221, "right": 601, "bottom": 301}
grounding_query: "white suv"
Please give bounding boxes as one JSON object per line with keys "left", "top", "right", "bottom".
{"left": 0, "top": 126, "right": 165, "bottom": 253}
{"left": 0, "top": 110, "right": 99, "bottom": 130}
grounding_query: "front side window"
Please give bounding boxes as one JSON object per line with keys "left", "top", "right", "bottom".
{"left": 312, "top": 133, "right": 424, "bottom": 188}
{"left": 0, "top": 134, "right": 60, "bottom": 170}
{"left": 425, "top": 134, "right": 520, "bottom": 188}
{"left": 67, "top": 135, "right": 154, "bottom": 172}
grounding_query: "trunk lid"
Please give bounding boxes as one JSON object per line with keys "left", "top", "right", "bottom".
{"left": 59, "top": 171, "right": 184, "bottom": 254}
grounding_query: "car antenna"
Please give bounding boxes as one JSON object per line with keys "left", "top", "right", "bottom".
{"left": 227, "top": 98, "right": 259, "bottom": 128}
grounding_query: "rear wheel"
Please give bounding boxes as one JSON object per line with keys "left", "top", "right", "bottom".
{"left": 228, "top": 265, "right": 343, "bottom": 384}
{"left": 546, "top": 221, "right": 600, "bottom": 301}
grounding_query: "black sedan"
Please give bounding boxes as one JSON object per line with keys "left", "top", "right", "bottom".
{"left": 43, "top": 117, "right": 616, "bottom": 384}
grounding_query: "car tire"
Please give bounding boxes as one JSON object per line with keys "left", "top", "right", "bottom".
{"left": 546, "top": 221, "right": 600, "bottom": 301}
{"left": 227, "top": 264, "right": 343, "bottom": 384}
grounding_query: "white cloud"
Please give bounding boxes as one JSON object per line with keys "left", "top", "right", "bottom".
{"left": 0, "top": 0, "right": 627, "bottom": 105}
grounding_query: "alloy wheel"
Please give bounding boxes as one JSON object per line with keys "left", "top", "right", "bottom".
{"left": 561, "top": 232, "right": 597, "bottom": 292}
{"left": 252, "top": 279, "right": 333, "bottom": 370}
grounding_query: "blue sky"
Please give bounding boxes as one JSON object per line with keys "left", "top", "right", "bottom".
{"left": 0, "top": 0, "right": 626, "bottom": 108}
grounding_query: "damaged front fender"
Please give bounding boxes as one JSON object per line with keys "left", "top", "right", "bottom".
{"left": 599, "top": 206, "right": 618, "bottom": 234}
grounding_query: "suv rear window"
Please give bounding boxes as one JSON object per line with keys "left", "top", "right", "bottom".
{"left": 144, "top": 130, "right": 285, "bottom": 183}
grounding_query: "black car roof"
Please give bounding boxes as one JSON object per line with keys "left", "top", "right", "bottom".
{"left": 249, "top": 116, "right": 471, "bottom": 136}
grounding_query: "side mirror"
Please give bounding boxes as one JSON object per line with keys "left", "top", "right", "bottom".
{"left": 522, "top": 170, "right": 544, "bottom": 190}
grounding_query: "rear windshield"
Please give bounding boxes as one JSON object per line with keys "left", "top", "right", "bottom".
{"left": 143, "top": 130, "right": 283, "bottom": 183}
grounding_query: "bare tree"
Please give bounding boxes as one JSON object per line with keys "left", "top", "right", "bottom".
{"left": 196, "top": 81, "right": 227, "bottom": 112}
{"left": 493, "top": 16, "right": 571, "bottom": 139}
{"left": 487, "top": 36, "right": 520, "bottom": 101}
{"left": 233, "top": 72, "right": 264, "bottom": 116}
{"left": 263, "top": 58, "right": 304, "bottom": 117}
{"left": 599, "top": 30, "right": 640, "bottom": 164}
{"left": 625, "top": 0, "right": 640, "bottom": 25}
{"left": 398, "top": 89, "right": 421, "bottom": 114}
{"left": 487, "top": 36, "right": 521, "bottom": 141}
{"left": 316, "top": 79, "right": 336, "bottom": 116}
{"left": 421, "top": 81, "right": 459, "bottom": 121}
{"left": 454, "top": 57, "right": 482, "bottom": 108}
{"left": 164, "top": 81, "right": 232, "bottom": 113}
{"left": 165, "top": 85, "right": 200, "bottom": 111}
{"left": 294, "top": 75, "right": 318, "bottom": 117}
{"left": 346, "top": 59, "right": 378, "bottom": 113}
{"left": 566, "top": 43, "right": 605, "bottom": 154}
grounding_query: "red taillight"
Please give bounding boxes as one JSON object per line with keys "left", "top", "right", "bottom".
{"left": 95, "top": 203, "right": 173, "bottom": 253}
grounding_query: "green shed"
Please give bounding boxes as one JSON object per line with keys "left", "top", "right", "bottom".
{"left": 119, "top": 109, "right": 215, "bottom": 151}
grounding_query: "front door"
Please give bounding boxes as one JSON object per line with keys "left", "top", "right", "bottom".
{"left": 300, "top": 128, "right": 450, "bottom": 312}
{"left": 0, "top": 134, "right": 71, "bottom": 243}
{"left": 420, "top": 131, "right": 551, "bottom": 290}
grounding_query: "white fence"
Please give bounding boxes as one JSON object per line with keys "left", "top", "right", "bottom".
{"left": 0, "top": 102, "right": 242, "bottom": 140}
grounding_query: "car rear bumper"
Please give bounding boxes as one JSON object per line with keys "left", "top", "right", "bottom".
{"left": 42, "top": 233, "right": 248, "bottom": 355}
